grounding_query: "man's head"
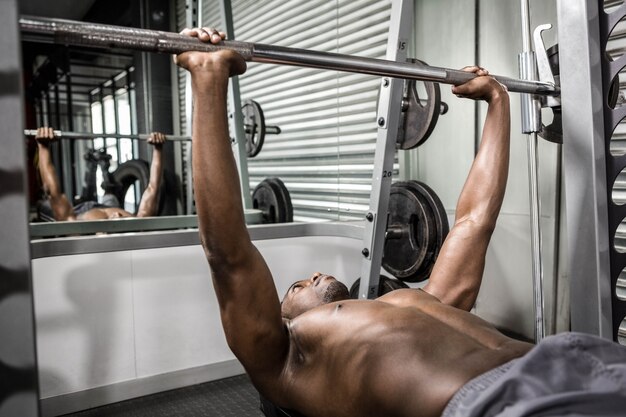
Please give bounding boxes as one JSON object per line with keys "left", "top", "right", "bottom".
{"left": 281, "top": 272, "right": 350, "bottom": 319}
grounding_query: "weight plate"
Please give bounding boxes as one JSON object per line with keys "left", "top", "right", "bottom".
{"left": 252, "top": 177, "right": 293, "bottom": 224}
{"left": 242, "top": 99, "right": 266, "bottom": 158}
{"left": 397, "top": 59, "right": 442, "bottom": 150}
{"left": 382, "top": 181, "right": 449, "bottom": 282}
{"left": 349, "top": 275, "right": 409, "bottom": 299}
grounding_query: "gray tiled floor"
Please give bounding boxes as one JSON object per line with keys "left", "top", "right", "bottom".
{"left": 63, "top": 375, "right": 264, "bottom": 417}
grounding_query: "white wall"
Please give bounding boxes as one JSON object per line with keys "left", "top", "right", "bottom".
{"left": 32, "top": 236, "right": 363, "bottom": 400}
{"left": 410, "top": 0, "right": 561, "bottom": 339}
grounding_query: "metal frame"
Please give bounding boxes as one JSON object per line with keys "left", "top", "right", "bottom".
{"left": 183, "top": 0, "right": 197, "bottom": 214}
{"left": 518, "top": 0, "right": 545, "bottom": 342}
{"left": 0, "top": 0, "right": 40, "bottom": 414}
{"left": 219, "top": 0, "right": 252, "bottom": 210}
{"left": 357, "top": 0, "right": 412, "bottom": 299}
{"left": 24, "top": 129, "right": 190, "bottom": 141}
{"left": 31, "top": 221, "right": 365, "bottom": 259}
{"left": 557, "top": 0, "right": 612, "bottom": 338}
{"left": 29, "top": 211, "right": 263, "bottom": 238}
{"left": 599, "top": 0, "right": 626, "bottom": 341}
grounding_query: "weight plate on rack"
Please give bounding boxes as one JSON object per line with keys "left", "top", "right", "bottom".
{"left": 397, "top": 59, "right": 442, "bottom": 150}
{"left": 252, "top": 177, "right": 293, "bottom": 223}
{"left": 242, "top": 99, "right": 266, "bottom": 158}
{"left": 382, "top": 181, "right": 449, "bottom": 282}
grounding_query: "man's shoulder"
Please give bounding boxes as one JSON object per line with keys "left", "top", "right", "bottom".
{"left": 377, "top": 287, "right": 442, "bottom": 308}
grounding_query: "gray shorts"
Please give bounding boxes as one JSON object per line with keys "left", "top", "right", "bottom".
{"left": 442, "top": 332, "right": 626, "bottom": 417}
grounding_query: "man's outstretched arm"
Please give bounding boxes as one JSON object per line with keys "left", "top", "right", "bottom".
{"left": 35, "top": 127, "right": 76, "bottom": 221}
{"left": 136, "top": 132, "right": 165, "bottom": 217}
{"left": 175, "top": 28, "right": 289, "bottom": 395}
{"left": 424, "top": 67, "right": 510, "bottom": 311}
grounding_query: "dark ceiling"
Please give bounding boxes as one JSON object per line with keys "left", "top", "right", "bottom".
{"left": 18, "top": 0, "right": 99, "bottom": 20}
{"left": 20, "top": 0, "right": 136, "bottom": 102}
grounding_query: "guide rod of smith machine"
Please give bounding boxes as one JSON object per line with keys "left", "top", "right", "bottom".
{"left": 19, "top": 16, "right": 559, "bottom": 97}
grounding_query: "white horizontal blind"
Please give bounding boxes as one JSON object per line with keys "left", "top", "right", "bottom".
{"left": 227, "top": 0, "right": 394, "bottom": 222}
{"left": 201, "top": 0, "right": 222, "bottom": 28}
{"left": 604, "top": 0, "right": 626, "bottom": 344}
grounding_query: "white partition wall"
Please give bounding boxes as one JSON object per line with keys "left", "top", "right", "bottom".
{"left": 32, "top": 235, "right": 363, "bottom": 416}
{"left": 411, "top": 0, "right": 561, "bottom": 339}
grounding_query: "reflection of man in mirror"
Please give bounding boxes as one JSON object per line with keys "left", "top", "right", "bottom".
{"left": 34, "top": 127, "right": 165, "bottom": 221}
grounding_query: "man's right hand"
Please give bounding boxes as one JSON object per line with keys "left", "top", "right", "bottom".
{"left": 35, "top": 127, "right": 56, "bottom": 147}
{"left": 451, "top": 66, "right": 508, "bottom": 103}
{"left": 173, "top": 27, "right": 247, "bottom": 77}
{"left": 147, "top": 132, "right": 166, "bottom": 148}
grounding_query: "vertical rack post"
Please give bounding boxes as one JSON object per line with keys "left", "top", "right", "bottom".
{"left": 0, "top": 1, "right": 41, "bottom": 415}
{"left": 557, "top": 0, "right": 612, "bottom": 338}
{"left": 358, "top": 0, "right": 412, "bottom": 299}
{"left": 519, "top": 0, "right": 545, "bottom": 342}
{"left": 183, "top": 0, "right": 198, "bottom": 214}
{"left": 219, "top": 0, "right": 252, "bottom": 210}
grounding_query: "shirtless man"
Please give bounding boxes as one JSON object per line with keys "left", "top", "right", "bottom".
{"left": 177, "top": 29, "right": 626, "bottom": 417}
{"left": 35, "top": 127, "right": 165, "bottom": 220}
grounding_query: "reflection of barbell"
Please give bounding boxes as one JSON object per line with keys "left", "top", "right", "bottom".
{"left": 20, "top": 16, "right": 559, "bottom": 96}
{"left": 25, "top": 130, "right": 190, "bottom": 141}
{"left": 24, "top": 100, "right": 280, "bottom": 157}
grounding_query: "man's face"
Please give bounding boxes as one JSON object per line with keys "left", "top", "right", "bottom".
{"left": 281, "top": 272, "right": 350, "bottom": 319}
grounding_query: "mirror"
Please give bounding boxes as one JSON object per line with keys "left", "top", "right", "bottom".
{"left": 23, "top": 0, "right": 388, "bottom": 237}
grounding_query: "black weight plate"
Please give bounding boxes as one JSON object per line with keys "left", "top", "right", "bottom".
{"left": 409, "top": 181, "right": 449, "bottom": 253}
{"left": 349, "top": 275, "right": 409, "bottom": 299}
{"left": 266, "top": 177, "right": 293, "bottom": 223}
{"left": 382, "top": 181, "right": 433, "bottom": 281}
{"left": 382, "top": 181, "right": 449, "bottom": 282}
{"left": 252, "top": 177, "right": 293, "bottom": 224}
{"left": 397, "top": 59, "right": 442, "bottom": 150}
{"left": 242, "top": 99, "right": 266, "bottom": 158}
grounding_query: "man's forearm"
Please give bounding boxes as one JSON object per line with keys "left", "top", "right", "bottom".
{"left": 191, "top": 71, "right": 251, "bottom": 264}
{"left": 37, "top": 144, "right": 62, "bottom": 197}
{"left": 454, "top": 93, "right": 510, "bottom": 229}
{"left": 149, "top": 147, "right": 163, "bottom": 189}
{"left": 136, "top": 148, "right": 163, "bottom": 217}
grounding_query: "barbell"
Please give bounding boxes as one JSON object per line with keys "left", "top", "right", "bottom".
{"left": 25, "top": 100, "right": 280, "bottom": 157}
{"left": 20, "top": 16, "right": 559, "bottom": 97}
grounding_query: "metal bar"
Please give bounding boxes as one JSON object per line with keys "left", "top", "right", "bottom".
{"left": 59, "top": 73, "right": 114, "bottom": 81}
{"left": 358, "top": 0, "right": 411, "bottom": 299}
{"left": 557, "top": 0, "right": 612, "bottom": 338}
{"left": 19, "top": 15, "right": 559, "bottom": 97}
{"left": 52, "top": 82, "right": 111, "bottom": 89}
{"left": 70, "top": 61, "right": 128, "bottom": 71}
{"left": 519, "top": 0, "right": 545, "bottom": 342}
{"left": 219, "top": 0, "right": 252, "bottom": 210}
{"left": 53, "top": 84, "right": 61, "bottom": 129}
{"left": 24, "top": 129, "right": 191, "bottom": 141}
{"left": 44, "top": 91, "right": 51, "bottom": 126}
{"left": 111, "top": 77, "right": 122, "bottom": 160}
{"left": 63, "top": 67, "right": 76, "bottom": 198}
{"left": 99, "top": 87, "right": 107, "bottom": 148}
{"left": 29, "top": 211, "right": 263, "bottom": 238}
{"left": 183, "top": 0, "right": 197, "bottom": 215}
{"left": 23, "top": 127, "right": 278, "bottom": 140}
{"left": 527, "top": 133, "right": 545, "bottom": 341}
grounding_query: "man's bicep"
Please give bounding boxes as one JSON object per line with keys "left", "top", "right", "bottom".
{"left": 423, "top": 219, "right": 491, "bottom": 310}
{"left": 212, "top": 245, "right": 290, "bottom": 376}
